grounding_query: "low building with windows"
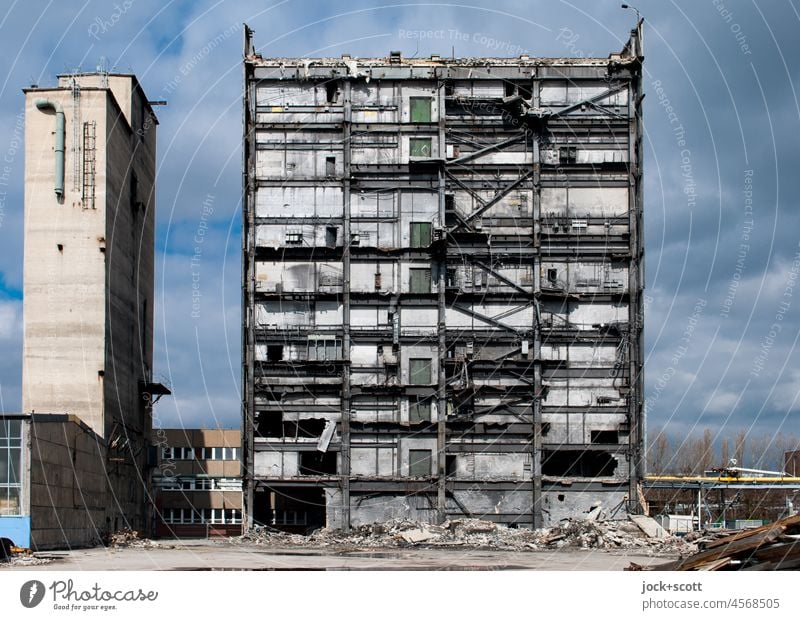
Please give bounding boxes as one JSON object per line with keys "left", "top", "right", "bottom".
{"left": 150, "top": 429, "right": 243, "bottom": 537}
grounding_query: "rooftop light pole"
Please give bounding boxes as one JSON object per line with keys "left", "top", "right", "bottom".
{"left": 621, "top": 3, "right": 642, "bottom": 22}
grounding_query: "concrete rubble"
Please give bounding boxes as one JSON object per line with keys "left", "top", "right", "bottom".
{"left": 106, "top": 528, "right": 175, "bottom": 549}
{"left": 233, "top": 517, "right": 695, "bottom": 556}
{"left": 1, "top": 553, "right": 52, "bottom": 567}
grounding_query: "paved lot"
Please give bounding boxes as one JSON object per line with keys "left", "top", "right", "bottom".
{"left": 2, "top": 540, "right": 673, "bottom": 571}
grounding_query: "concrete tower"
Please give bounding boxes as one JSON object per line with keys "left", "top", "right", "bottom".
{"left": 22, "top": 72, "right": 160, "bottom": 536}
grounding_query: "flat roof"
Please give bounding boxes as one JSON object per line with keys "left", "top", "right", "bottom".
{"left": 246, "top": 53, "right": 627, "bottom": 68}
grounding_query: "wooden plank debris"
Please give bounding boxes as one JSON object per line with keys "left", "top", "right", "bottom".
{"left": 631, "top": 513, "right": 800, "bottom": 571}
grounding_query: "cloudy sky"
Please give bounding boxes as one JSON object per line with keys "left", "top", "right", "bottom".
{"left": 1, "top": 1, "right": 798, "bottom": 448}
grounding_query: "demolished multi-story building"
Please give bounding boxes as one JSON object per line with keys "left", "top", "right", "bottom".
{"left": 242, "top": 22, "right": 644, "bottom": 530}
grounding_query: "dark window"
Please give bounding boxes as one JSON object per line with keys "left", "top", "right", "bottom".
{"left": 283, "top": 419, "right": 326, "bottom": 440}
{"left": 326, "top": 226, "right": 337, "bottom": 247}
{"left": 409, "top": 358, "right": 432, "bottom": 385}
{"left": 559, "top": 146, "right": 577, "bottom": 164}
{"left": 542, "top": 450, "right": 617, "bottom": 477}
{"left": 409, "top": 268, "right": 431, "bottom": 293}
{"left": 410, "top": 137, "right": 432, "bottom": 157}
{"left": 547, "top": 268, "right": 558, "bottom": 284}
{"left": 410, "top": 222, "right": 432, "bottom": 248}
{"left": 409, "top": 449, "right": 433, "bottom": 477}
{"left": 409, "top": 398, "right": 431, "bottom": 423}
{"left": 300, "top": 452, "right": 337, "bottom": 475}
{"left": 258, "top": 412, "right": 283, "bottom": 438}
{"left": 410, "top": 97, "right": 432, "bottom": 123}
{"left": 590, "top": 430, "right": 619, "bottom": 444}
{"left": 326, "top": 82, "right": 339, "bottom": 103}
{"left": 325, "top": 156, "right": 336, "bottom": 177}
{"left": 444, "top": 194, "right": 458, "bottom": 226}
{"left": 266, "top": 345, "right": 283, "bottom": 361}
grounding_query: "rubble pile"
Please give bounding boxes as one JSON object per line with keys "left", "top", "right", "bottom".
{"left": 237, "top": 525, "right": 311, "bottom": 547}
{"left": 106, "top": 529, "right": 174, "bottom": 549}
{"left": 546, "top": 519, "right": 696, "bottom": 555}
{"left": 1, "top": 540, "right": 51, "bottom": 566}
{"left": 2, "top": 554, "right": 52, "bottom": 567}
{"left": 235, "top": 516, "right": 692, "bottom": 555}
{"left": 309, "top": 518, "right": 543, "bottom": 550}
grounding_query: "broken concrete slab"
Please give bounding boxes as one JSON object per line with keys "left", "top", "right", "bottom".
{"left": 398, "top": 529, "right": 437, "bottom": 544}
{"left": 629, "top": 515, "right": 666, "bottom": 539}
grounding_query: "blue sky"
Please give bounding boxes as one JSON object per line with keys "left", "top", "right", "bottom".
{"left": 1, "top": 1, "right": 799, "bottom": 451}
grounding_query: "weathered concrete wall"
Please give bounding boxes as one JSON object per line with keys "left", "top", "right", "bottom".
{"left": 339, "top": 494, "right": 437, "bottom": 528}
{"left": 103, "top": 78, "right": 155, "bottom": 533}
{"left": 336, "top": 488, "right": 628, "bottom": 528}
{"left": 542, "top": 490, "right": 628, "bottom": 526}
{"left": 28, "top": 416, "right": 107, "bottom": 550}
{"left": 22, "top": 88, "right": 107, "bottom": 434}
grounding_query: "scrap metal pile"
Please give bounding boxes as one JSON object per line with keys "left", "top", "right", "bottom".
{"left": 630, "top": 513, "right": 800, "bottom": 571}
{"left": 235, "top": 517, "right": 693, "bottom": 555}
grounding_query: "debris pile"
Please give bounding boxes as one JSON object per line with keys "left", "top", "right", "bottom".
{"left": 0, "top": 540, "right": 52, "bottom": 566}
{"left": 1, "top": 554, "right": 52, "bottom": 567}
{"left": 631, "top": 513, "right": 800, "bottom": 571}
{"left": 235, "top": 516, "right": 692, "bottom": 555}
{"left": 106, "top": 529, "right": 174, "bottom": 549}
{"left": 308, "top": 518, "right": 543, "bottom": 550}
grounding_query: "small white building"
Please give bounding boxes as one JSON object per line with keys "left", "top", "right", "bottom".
{"left": 656, "top": 513, "right": 698, "bottom": 534}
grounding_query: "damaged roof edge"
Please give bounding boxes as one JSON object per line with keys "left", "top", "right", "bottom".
{"left": 243, "top": 22, "right": 644, "bottom": 69}
{"left": 244, "top": 54, "right": 636, "bottom": 68}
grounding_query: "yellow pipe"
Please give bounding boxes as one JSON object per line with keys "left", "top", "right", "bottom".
{"left": 645, "top": 475, "right": 800, "bottom": 483}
